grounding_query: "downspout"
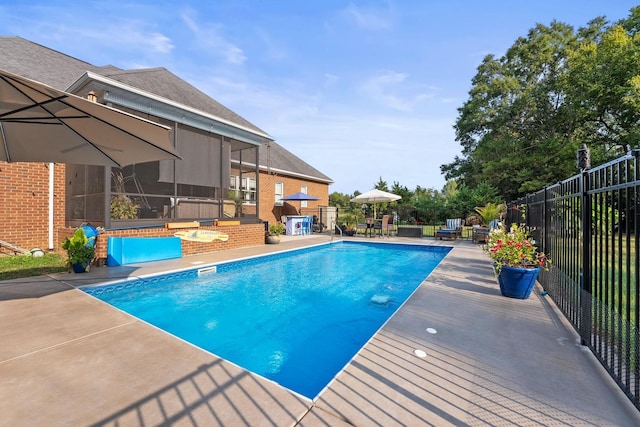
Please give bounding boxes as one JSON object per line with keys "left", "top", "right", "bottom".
{"left": 104, "top": 166, "right": 111, "bottom": 229}
{"left": 48, "top": 163, "right": 54, "bottom": 250}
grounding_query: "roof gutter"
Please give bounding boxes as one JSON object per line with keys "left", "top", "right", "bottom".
{"left": 67, "top": 71, "right": 272, "bottom": 147}
{"left": 230, "top": 159, "right": 333, "bottom": 184}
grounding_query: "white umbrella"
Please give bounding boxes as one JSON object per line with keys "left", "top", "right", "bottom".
{"left": 0, "top": 68, "right": 181, "bottom": 167}
{"left": 350, "top": 189, "right": 401, "bottom": 218}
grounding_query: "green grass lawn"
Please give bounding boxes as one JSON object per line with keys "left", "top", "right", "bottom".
{"left": 0, "top": 253, "right": 67, "bottom": 280}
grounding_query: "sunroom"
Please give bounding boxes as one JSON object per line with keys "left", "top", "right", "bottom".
{"left": 64, "top": 71, "right": 269, "bottom": 230}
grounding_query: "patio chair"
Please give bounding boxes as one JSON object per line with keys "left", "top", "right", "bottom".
{"left": 312, "top": 215, "right": 323, "bottom": 233}
{"left": 374, "top": 215, "right": 392, "bottom": 237}
{"left": 356, "top": 217, "right": 375, "bottom": 237}
{"left": 301, "top": 216, "right": 312, "bottom": 235}
{"left": 386, "top": 215, "right": 396, "bottom": 236}
{"left": 472, "top": 219, "right": 499, "bottom": 243}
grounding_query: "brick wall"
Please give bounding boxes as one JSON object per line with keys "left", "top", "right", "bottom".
{"left": 258, "top": 173, "right": 329, "bottom": 225}
{"left": 0, "top": 162, "right": 65, "bottom": 253}
{"left": 59, "top": 223, "right": 266, "bottom": 266}
{"left": 3, "top": 161, "right": 324, "bottom": 261}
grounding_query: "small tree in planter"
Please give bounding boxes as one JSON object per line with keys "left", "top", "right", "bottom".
{"left": 475, "top": 202, "right": 506, "bottom": 226}
{"left": 61, "top": 228, "right": 96, "bottom": 273}
{"left": 338, "top": 212, "right": 359, "bottom": 235}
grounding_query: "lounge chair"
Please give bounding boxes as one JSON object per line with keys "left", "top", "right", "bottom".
{"left": 435, "top": 218, "right": 463, "bottom": 240}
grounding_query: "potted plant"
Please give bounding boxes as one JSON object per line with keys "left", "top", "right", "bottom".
{"left": 266, "top": 222, "right": 286, "bottom": 244}
{"left": 62, "top": 228, "right": 96, "bottom": 273}
{"left": 474, "top": 202, "right": 506, "bottom": 226}
{"left": 484, "top": 223, "right": 551, "bottom": 299}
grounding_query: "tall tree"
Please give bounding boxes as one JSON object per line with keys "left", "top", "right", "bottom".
{"left": 443, "top": 19, "right": 606, "bottom": 200}
{"left": 374, "top": 177, "right": 389, "bottom": 192}
{"left": 564, "top": 14, "right": 640, "bottom": 161}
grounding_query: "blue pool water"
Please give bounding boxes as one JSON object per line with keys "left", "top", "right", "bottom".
{"left": 83, "top": 241, "right": 450, "bottom": 399}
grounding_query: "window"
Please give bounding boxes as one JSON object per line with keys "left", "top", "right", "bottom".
{"left": 300, "top": 185, "right": 308, "bottom": 208}
{"left": 242, "top": 177, "right": 256, "bottom": 203}
{"left": 275, "top": 181, "right": 284, "bottom": 206}
{"left": 229, "top": 174, "right": 239, "bottom": 191}
{"left": 230, "top": 175, "right": 256, "bottom": 204}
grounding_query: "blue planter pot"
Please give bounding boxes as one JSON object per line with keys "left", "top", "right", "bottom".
{"left": 498, "top": 266, "right": 540, "bottom": 299}
{"left": 72, "top": 262, "right": 89, "bottom": 273}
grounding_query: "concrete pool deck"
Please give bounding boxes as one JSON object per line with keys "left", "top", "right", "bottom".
{"left": 1, "top": 235, "right": 639, "bottom": 426}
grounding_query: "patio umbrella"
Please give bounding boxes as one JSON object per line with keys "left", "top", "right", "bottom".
{"left": 280, "top": 191, "right": 320, "bottom": 214}
{"left": 0, "top": 68, "right": 181, "bottom": 167}
{"left": 350, "top": 188, "right": 401, "bottom": 218}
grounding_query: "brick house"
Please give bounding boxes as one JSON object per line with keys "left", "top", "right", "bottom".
{"left": 0, "top": 37, "right": 332, "bottom": 261}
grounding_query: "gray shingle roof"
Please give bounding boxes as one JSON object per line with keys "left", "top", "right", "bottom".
{"left": 0, "top": 36, "right": 332, "bottom": 183}
{"left": 259, "top": 141, "right": 332, "bottom": 183}
{"left": 0, "top": 36, "right": 117, "bottom": 88}
{"left": 100, "top": 68, "right": 268, "bottom": 136}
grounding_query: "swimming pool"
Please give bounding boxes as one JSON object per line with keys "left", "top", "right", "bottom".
{"left": 83, "top": 241, "right": 450, "bottom": 399}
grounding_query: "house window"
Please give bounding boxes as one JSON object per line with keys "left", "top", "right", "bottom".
{"left": 230, "top": 175, "right": 256, "bottom": 204}
{"left": 243, "top": 177, "right": 256, "bottom": 203}
{"left": 300, "top": 185, "right": 308, "bottom": 208}
{"left": 229, "top": 175, "right": 239, "bottom": 191}
{"left": 275, "top": 182, "right": 284, "bottom": 206}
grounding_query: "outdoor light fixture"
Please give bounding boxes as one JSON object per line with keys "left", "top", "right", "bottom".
{"left": 86, "top": 91, "right": 97, "bottom": 102}
{"left": 577, "top": 143, "right": 591, "bottom": 171}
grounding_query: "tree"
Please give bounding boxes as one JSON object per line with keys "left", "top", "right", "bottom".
{"left": 443, "top": 19, "right": 607, "bottom": 200}
{"left": 564, "top": 17, "right": 640, "bottom": 161}
{"left": 329, "top": 192, "right": 352, "bottom": 210}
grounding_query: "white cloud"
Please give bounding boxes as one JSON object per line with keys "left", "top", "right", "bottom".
{"left": 323, "top": 73, "right": 339, "bottom": 87}
{"left": 360, "top": 71, "right": 432, "bottom": 112}
{"left": 180, "top": 10, "right": 246, "bottom": 65}
{"left": 255, "top": 28, "right": 288, "bottom": 61}
{"left": 341, "top": 3, "right": 394, "bottom": 31}
{"left": 97, "top": 26, "right": 173, "bottom": 54}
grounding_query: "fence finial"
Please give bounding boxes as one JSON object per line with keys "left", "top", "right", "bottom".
{"left": 577, "top": 143, "right": 591, "bottom": 171}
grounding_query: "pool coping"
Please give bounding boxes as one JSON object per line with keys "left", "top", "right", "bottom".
{"left": 1, "top": 235, "right": 639, "bottom": 426}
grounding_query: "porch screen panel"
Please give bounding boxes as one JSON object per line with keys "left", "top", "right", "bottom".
{"left": 159, "top": 126, "right": 230, "bottom": 188}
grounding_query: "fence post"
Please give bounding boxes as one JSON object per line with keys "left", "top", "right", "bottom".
{"left": 579, "top": 150, "right": 592, "bottom": 346}
{"left": 543, "top": 187, "right": 548, "bottom": 257}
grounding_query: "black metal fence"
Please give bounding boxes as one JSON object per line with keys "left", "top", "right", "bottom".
{"left": 505, "top": 149, "right": 640, "bottom": 409}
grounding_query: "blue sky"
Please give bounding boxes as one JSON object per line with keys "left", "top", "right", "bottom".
{"left": 1, "top": 1, "right": 638, "bottom": 194}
